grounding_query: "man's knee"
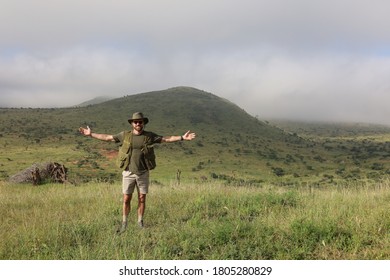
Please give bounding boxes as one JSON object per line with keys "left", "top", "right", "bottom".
{"left": 123, "top": 194, "right": 132, "bottom": 204}
{"left": 138, "top": 194, "right": 146, "bottom": 203}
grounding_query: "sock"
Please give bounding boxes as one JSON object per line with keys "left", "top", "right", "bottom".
{"left": 123, "top": 215, "right": 128, "bottom": 224}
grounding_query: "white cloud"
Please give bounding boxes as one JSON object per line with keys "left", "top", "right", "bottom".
{"left": 1, "top": 0, "right": 390, "bottom": 124}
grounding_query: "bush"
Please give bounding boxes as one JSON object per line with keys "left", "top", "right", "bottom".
{"left": 272, "top": 167, "right": 285, "bottom": 177}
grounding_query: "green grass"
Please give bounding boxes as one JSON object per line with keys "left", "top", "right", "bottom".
{"left": 1, "top": 179, "right": 389, "bottom": 260}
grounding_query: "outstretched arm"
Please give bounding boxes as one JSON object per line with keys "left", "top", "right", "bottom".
{"left": 161, "top": 130, "right": 196, "bottom": 143}
{"left": 79, "top": 126, "right": 115, "bottom": 142}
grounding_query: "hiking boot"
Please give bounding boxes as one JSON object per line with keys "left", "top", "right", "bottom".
{"left": 116, "top": 222, "right": 127, "bottom": 234}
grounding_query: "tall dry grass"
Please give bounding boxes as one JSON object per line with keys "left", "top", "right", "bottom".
{"left": 1, "top": 179, "right": 389, "bottom": 259}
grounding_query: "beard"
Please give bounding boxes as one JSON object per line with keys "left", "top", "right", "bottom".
{"left": 133, "top": 124, "right": 144, "bottom": 133}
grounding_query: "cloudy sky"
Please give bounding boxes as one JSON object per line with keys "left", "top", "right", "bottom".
{"left": 1, "top": 0, "right": 390, "bottom": 125}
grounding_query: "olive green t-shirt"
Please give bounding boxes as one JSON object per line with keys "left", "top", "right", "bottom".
{"left": 113, "top": 131, "right": 162, "bottom": 174}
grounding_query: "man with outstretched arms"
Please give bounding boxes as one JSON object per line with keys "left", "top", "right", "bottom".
{"left": 79, "top": 112, "right": 196, "bottom": 233}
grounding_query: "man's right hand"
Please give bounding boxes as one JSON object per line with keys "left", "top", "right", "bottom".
{"left": 79, "top": 126, "right": 91, "bottom": 136}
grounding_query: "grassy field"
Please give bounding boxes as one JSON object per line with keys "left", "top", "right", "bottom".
{"left": 1, "top": 89, "right": 389, "bottom": 260}
{"left": 1, "top": 179, "right": 389, "bottom": 260}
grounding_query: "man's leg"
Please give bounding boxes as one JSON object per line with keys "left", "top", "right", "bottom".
{"left": 136, "top": 172, "right": 149, "bottom": 228}
{"left": 118, "top": 171, "right": 136, "bottom": 234}
{"left": 123, "top": 193, "right": 132, "bottom": 223}
{"left": 137, "top": 193, "right": 146, "bottom": 227}
{"left": 117, "top": 194, "right": 132, "bottom": 234}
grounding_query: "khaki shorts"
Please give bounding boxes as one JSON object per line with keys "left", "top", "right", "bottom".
{"left": 122, "top": 171, "right": 149, "bottom": 195}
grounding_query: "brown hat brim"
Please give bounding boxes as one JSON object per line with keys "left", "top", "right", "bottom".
{"left": 128, "top": 117, "right": 149, "bottom": 124}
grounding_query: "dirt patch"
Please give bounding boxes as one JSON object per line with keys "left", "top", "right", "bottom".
{"left": 100, "top": 149, "right": 118, "bottom": 159}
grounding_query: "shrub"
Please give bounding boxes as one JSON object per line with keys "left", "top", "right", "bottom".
{"left": 272, "top": 167, "right": 285, "bottom": 177}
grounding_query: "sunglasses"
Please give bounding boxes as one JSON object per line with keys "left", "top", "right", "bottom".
{"left": 133, "top": 120, "right": 144, "bottom": 124}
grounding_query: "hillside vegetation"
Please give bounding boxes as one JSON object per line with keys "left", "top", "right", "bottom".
{"left": 0, "top": 86, "right": 389, "bottom": 185}
{"left": 0, "top": 87, "right": 390, "bottom": 185}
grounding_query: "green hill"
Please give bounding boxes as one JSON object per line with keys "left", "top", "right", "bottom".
{"left": 0, "top": 86, "right": 389, "bottom": 185}
{"left": 76, "top": 96, "right": 113, "bottom": 107}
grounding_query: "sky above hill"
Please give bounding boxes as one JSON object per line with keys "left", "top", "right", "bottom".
{"left": 1, "top": 0, "right": 390, "bottom": 125}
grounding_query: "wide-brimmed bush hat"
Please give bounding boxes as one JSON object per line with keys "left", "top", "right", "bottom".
{"left": 128, "top": 112, "right": 149, "bottom": 124}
